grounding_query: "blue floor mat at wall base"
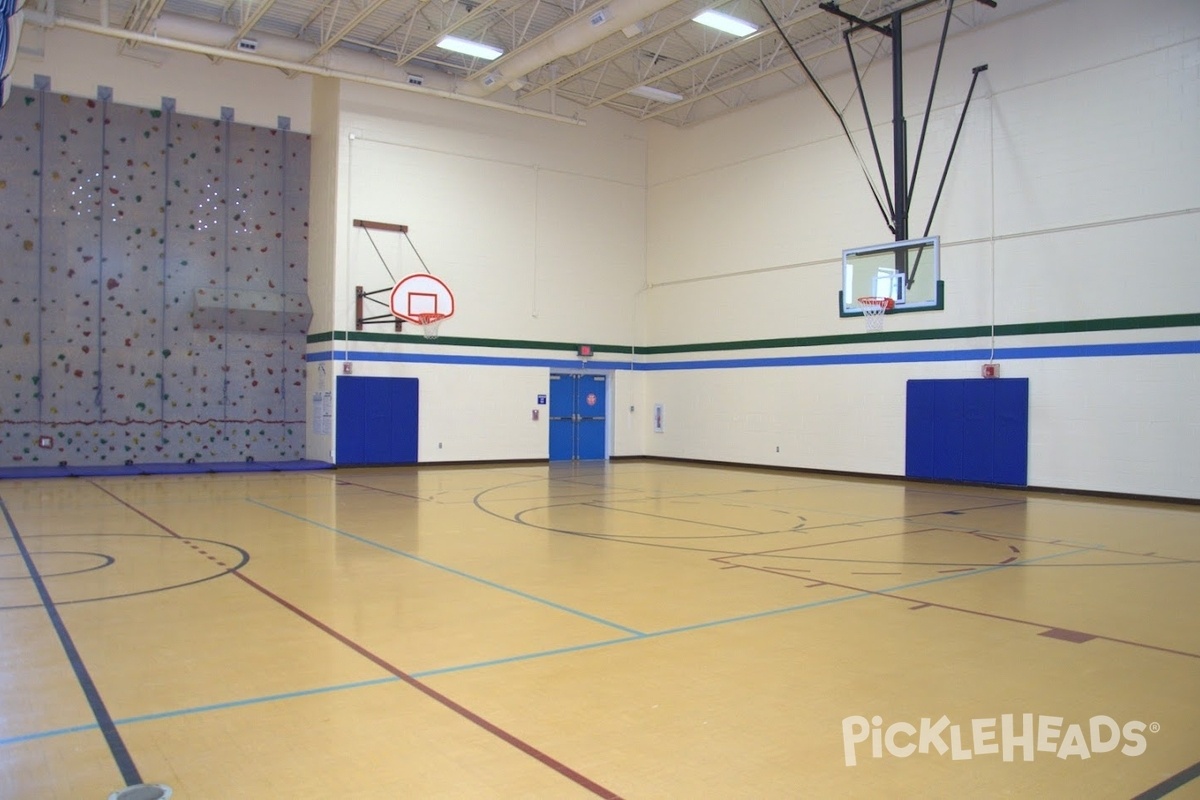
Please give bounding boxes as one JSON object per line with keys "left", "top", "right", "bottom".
{"left": 0, "top": 460, "right": 332, "bottom": 480}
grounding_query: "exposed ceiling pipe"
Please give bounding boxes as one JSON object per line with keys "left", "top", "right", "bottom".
{"left": 22, "top": 11, "right": 586, "bottom": 125}
{"left": 458, "top": 0, "right": 682, "bottom": 98}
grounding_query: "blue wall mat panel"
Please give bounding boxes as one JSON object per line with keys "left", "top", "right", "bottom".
{"left": 961, "top": 379, "right": 995, "bottom": 483}
{"left": 932, "top": 379, "right": 966, "bottom": 481}
{"left": 906, "top": 378, "right": 1029, "bottom": 486}
{"left": 335, "top": 376, "right": 418, "bottom": 465}
{"left": 0, "top": 89, "right": 311, "bottom": 467}
{"left": 905, "top": 380, "right": 938, "bottom": 480}
{"left": 992, "top": 378, "right": 1030, "bottom": 486}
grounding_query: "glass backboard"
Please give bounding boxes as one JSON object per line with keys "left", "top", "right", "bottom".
{"left": 839, "top": 235, "right": 942, "bottom": 316}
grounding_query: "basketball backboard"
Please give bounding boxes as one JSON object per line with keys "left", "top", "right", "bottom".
{"left": 389, "top": 273, "right": 455, "bottom": 324}
{"left": 839, "top": 236, "right": 942, "bottom": 317}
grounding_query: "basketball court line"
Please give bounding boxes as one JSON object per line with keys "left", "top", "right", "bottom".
{"left": 0, "top": 541, "right": 1102, "bottom": 758}
{"left": 0, "top": 676, "right": 401, "bottom": 747}
{"left": 10, "top": 474, "right": 1192, "bottom": 798}
{"left": 516, "top": 502, "right": 799, "bottom": 538}
{"left": 245, "top": 498, "right": 646, "bottom": 637}
{"left": 738, "top": 565, "right": 1200, "bottom": 661}
{"left": 0, "top": 533, "right": 249, "bottom": 610}
{"left": 337, "top": 476, "right": 646, "bottom": 505}
{"left": 1132, "top": 758, "right": 1200, "bottom": 800}
{"left": 0, "top": 497, "right": 143, "bottom": 788}
{"left": 92, "top": 484, "right": 625, "bottom": 800}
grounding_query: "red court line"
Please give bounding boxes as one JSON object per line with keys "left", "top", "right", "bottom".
{"left": 91, "top": 483, "right": 623, "bottom": 799}
{"left": 741, "top": 563, "right": 1200, "bottom": 660}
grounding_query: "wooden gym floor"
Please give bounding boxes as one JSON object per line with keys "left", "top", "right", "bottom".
{"left": 1, "top": 460, "right": 1198, "bottom": 799}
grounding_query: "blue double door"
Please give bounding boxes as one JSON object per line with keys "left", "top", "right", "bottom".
{"left": 549, "top": 373, "right": 607, "bottom": 461}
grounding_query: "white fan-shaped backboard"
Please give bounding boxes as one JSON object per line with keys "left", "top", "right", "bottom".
{"left": 389, "top": 274, "right": 455, "bottom": 323}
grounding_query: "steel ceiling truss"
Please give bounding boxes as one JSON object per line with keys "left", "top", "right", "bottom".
{"left": 46, "top": 0, "right": 1003, "bottom": 126}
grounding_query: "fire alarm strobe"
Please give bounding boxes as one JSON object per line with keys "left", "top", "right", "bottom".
{"left": 577, "top": 345, "right": 593, "bottom": 358}
{"left": 982, "top": 363, "right": 999, "bottom": 379}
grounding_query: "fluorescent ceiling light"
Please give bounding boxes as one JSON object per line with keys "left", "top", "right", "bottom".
{"left": 693, "top": 9, "right": 757, "bottom": 37}
{"left": 629, "top": 85, "right": 684, "bottom": 103}
{"left": 437, "top": 35, "right": 503, "bottom": 60}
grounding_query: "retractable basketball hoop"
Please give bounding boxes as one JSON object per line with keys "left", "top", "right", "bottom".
{"left": 857, "top": 296, "right": 894, "bottom": 332}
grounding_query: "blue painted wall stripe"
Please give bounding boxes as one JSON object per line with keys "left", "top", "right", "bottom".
{"left": 305, "top": 339, "right": 1200, "bottom": 371}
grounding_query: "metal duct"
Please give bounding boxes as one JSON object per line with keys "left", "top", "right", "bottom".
{"left": 22, "top": 11, "right": 585, "bottom": 124}
{"left": 458, "top": 0, "right": 680, "bottom": 97}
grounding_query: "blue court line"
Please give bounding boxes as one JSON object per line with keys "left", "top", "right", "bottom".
{"left": 412, "top": 544, "right": 1100, "bottom": 678}
{"left": 0, "top": 676, "right": 400, "bottom": 747}
{"left": 0, "top": 722, "right": 100, "bottom": 747}
{"left": 0, "top": 543, "right": 1100, "bottom": 748}
{"left": 246, "top": 498, "right": 645, "bottom": 636}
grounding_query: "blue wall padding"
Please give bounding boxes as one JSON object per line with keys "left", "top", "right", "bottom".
{"left": 335, "top": 377, "right": 419, "bottom": 465}
{"left": 906, "top": 378, "right": 1029, "bottom": 486}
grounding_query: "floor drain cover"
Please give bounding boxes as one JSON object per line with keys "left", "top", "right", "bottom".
{"left": 109, "top": 784, "right": 173, "bottom": 800}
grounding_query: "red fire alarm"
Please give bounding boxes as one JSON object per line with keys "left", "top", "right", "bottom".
{"left": 981, "top": 363, "right": 999, "bottom": 379}
{"left": 577, "top": 345, "right": 593, "bottom": 358}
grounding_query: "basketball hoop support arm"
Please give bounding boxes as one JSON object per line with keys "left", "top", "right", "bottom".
{"left": 826, "top": 0, "right": 993, "bottom": 237}
{"left": 355, "top": 286, "right": 403, "bottom": 332}
{"left": 352, "top": 220, "right": 408, "bottom": 234}
{"left": 822, "top": 0, "right": 994, "bottom": 285}
{"left": 353, "top": 220, "right": 412, "bottom": 331}
{"left": 908, "top": 63, "right": 988, "bottom": 289}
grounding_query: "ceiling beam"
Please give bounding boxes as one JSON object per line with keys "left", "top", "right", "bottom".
{"left": 306, "top": 0, "right": 394, "bottom": 60}
{"left": 392, "top": 0, "right": 508, "bottom": 68}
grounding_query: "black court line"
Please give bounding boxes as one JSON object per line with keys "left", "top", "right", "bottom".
{"left": 0, "top": 497, "right": 142, "bottom": 787}
{"left": 1132, "top": 758, "right": 1200, "bottom": 799}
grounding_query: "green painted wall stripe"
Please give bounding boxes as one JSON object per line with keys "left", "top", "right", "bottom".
{"left": 306, "top": 312, "right": 1200, "bottom": 354}
{"left": 305, "top": 329, "right": 632, "bottom": 353}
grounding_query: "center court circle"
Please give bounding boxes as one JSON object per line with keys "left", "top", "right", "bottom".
{"left": 0, "top": 550, "right": 116, "bottom": 580}
{"left": 0, "top": 533, "right": 249, "bottom": 611}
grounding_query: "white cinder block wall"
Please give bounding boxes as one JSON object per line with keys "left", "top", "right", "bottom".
{"left": 306, "top": 82, "right": 651, "bottom": 463}
{"left": 643, "top": 0, "right": 1200, "bottom": 499}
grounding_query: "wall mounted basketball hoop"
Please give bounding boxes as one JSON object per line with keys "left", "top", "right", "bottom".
{"left": 390, "top": 273, "right": 455, "bottom": 339}
{"left": 353, "top": 218, "right": 454, "bottom": 339}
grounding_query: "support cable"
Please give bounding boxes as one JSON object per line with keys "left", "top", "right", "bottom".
{"left": 907, "top": 63, "right": 988, "bottom": 289}
{"left": 756, "top": 0, "right": 894, "bottom": 234}
{"left": 906, "top": 0, "right": 955, "bottom": 209}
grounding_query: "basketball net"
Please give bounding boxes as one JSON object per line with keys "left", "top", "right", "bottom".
{"left": 416, "top": 313, "right": 443, "bottom": 340}
{"left": 857, "top": 297, "right": 894, "bottom": 332}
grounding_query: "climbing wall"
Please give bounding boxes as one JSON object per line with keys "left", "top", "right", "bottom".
{"left": 0, "top": 87, "right": 311, "bottom": 467}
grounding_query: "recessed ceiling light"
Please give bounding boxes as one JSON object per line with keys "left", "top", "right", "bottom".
{"left": 693, "top": 9, "right": 757, "bottom": 37}
{"left": 437, "top": 35, "right": 503, "bottom": 60}
{"left": 629, "top": 85, "right": 684, "bottom": 103}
